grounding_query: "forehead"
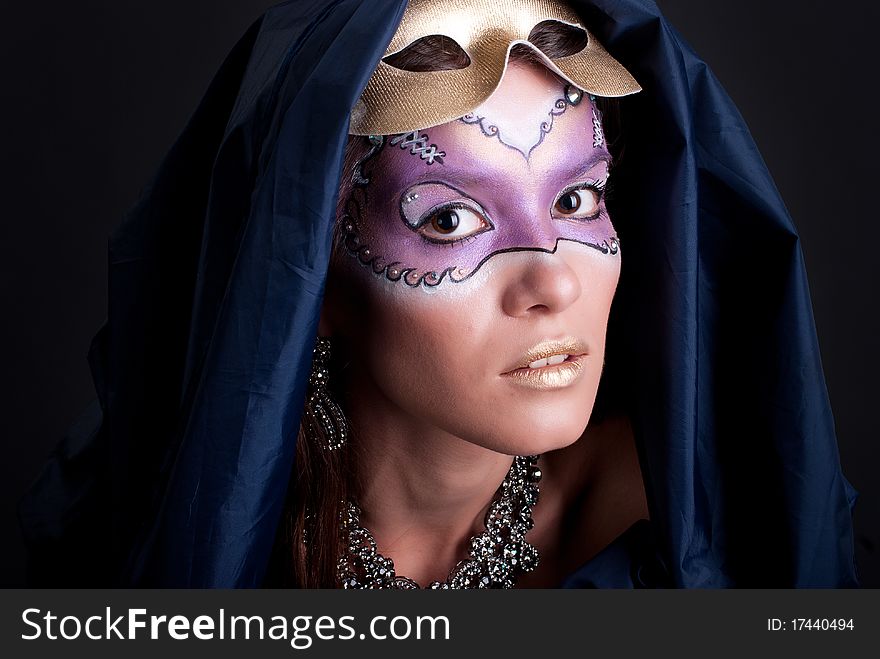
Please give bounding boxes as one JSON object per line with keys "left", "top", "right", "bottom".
{"left": 381, "top": 62, "right": 609, "bottom": 186}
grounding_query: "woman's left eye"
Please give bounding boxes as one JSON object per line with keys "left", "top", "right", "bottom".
{"left": 553, "top": 185, "right": 602, "bottom": 219}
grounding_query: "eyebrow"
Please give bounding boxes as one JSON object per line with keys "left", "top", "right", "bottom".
{"left": 558, "top": 154, "right": 613, "bottom": 183}
{"left": 419, "top": 151, "right": 613, "bottom": 190}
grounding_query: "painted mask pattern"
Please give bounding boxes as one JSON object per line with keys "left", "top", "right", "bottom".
{"left": 341, "top": 67, "right": 620, "bottom": 290}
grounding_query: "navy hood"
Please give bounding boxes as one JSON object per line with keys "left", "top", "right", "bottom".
{"left": 19, "top": 0, "right": 859, "bottom": 588}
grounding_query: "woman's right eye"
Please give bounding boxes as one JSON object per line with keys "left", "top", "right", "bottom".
{"left": 417, "top": 204, "right": 491, "bottom": 244}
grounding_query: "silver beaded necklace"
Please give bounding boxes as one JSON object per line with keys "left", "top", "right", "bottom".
{"left": 337, "top": 455, "right": 542, "bottom": 589}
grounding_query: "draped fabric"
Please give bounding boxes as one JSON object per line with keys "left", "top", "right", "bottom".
{"left": 19, "top": 0, "right": 859, "bottom": 587}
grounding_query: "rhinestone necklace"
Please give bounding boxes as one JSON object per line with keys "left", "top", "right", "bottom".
{"left": 337, "top": 455, "right": 542, "bottom": 589}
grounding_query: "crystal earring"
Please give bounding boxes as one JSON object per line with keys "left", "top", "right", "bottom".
{"left": 305, "top": 336, "right": 349, "bottom": 450}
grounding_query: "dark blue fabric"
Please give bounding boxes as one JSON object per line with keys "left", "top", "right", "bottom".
{"left": 19, "top": 0, "right": 859, "bottom": 587}
{"left": 561, "top": 520, "right": 672, "bottom": 588}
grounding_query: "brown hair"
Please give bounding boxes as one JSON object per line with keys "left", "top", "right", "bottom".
{"left": 267, "top": 22, "right": 625, "bottom": 588}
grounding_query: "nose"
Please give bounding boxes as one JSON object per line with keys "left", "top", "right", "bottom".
{"left": 500, "top": 250, "right": 582, "bottom": 318}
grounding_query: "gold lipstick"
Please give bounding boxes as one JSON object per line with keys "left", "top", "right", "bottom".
{"left": 501, "top": 338, "right": 588, "bottom": 390}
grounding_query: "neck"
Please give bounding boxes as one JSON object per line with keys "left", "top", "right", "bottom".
{"left": 344, "top": 367, "right": 514, "bottom": 585}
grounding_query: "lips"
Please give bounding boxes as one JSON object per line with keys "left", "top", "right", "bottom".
{"left": 503, "top": 337, "right": 589, "bottom": 374}
{"left": 500, "top": 337, "right": 589, "bottom": 390}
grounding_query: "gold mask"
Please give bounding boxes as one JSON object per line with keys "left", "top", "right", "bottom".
{"left": 349, "top": 0, "right": 641, "bottom": 136}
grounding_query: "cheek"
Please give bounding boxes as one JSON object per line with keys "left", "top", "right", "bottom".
{"left": 571, "top": 248, "right": 620, "bottom": 389}
{"left": 575, "top": 242, "right": 621, "bottom": 336}
{"left": 360, "top": 271, "right": 489, "bottom": 364}
{"left": 353, "top": 283, "right": 494, "bottom": 439}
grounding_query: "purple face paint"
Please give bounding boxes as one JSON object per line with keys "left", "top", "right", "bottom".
{"left": 342, "top": 64, "right": 619, "bottom": 289}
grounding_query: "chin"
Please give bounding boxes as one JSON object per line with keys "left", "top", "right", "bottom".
{"left": 465, "top": 362, "right": 604, "bottom": 455}
{"left": 465, "top": 405, "right": 594, "bottom": 456}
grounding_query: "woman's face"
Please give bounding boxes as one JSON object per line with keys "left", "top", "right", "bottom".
{"left": 324, "top": 61, "right": 621, "bottom": 456}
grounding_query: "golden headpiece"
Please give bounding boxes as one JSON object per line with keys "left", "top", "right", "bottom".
{"left": 349, "top": 0, "right": 641, "bottom": 135}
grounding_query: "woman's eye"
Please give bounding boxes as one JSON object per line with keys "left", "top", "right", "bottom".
{"left": 418, "top": 205, "right": 490, "bottom": 243}
{"left": 554, "top": 186, "right": 601, "bottom": 219}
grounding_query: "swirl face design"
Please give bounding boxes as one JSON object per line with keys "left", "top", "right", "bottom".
{"left": 341, "top": 65, "right": 621, "bottom": 290}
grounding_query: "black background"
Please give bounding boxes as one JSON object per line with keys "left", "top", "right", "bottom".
{"left": 0, "top": 0, "right": 876, "bottom": 587}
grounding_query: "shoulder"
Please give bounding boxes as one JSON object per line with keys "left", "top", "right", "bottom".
{"left": 543, "top": 412, "right": 646, "bottom": 516}
{"left": 535, "top": 413, "right": 652, "bottom": 580}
